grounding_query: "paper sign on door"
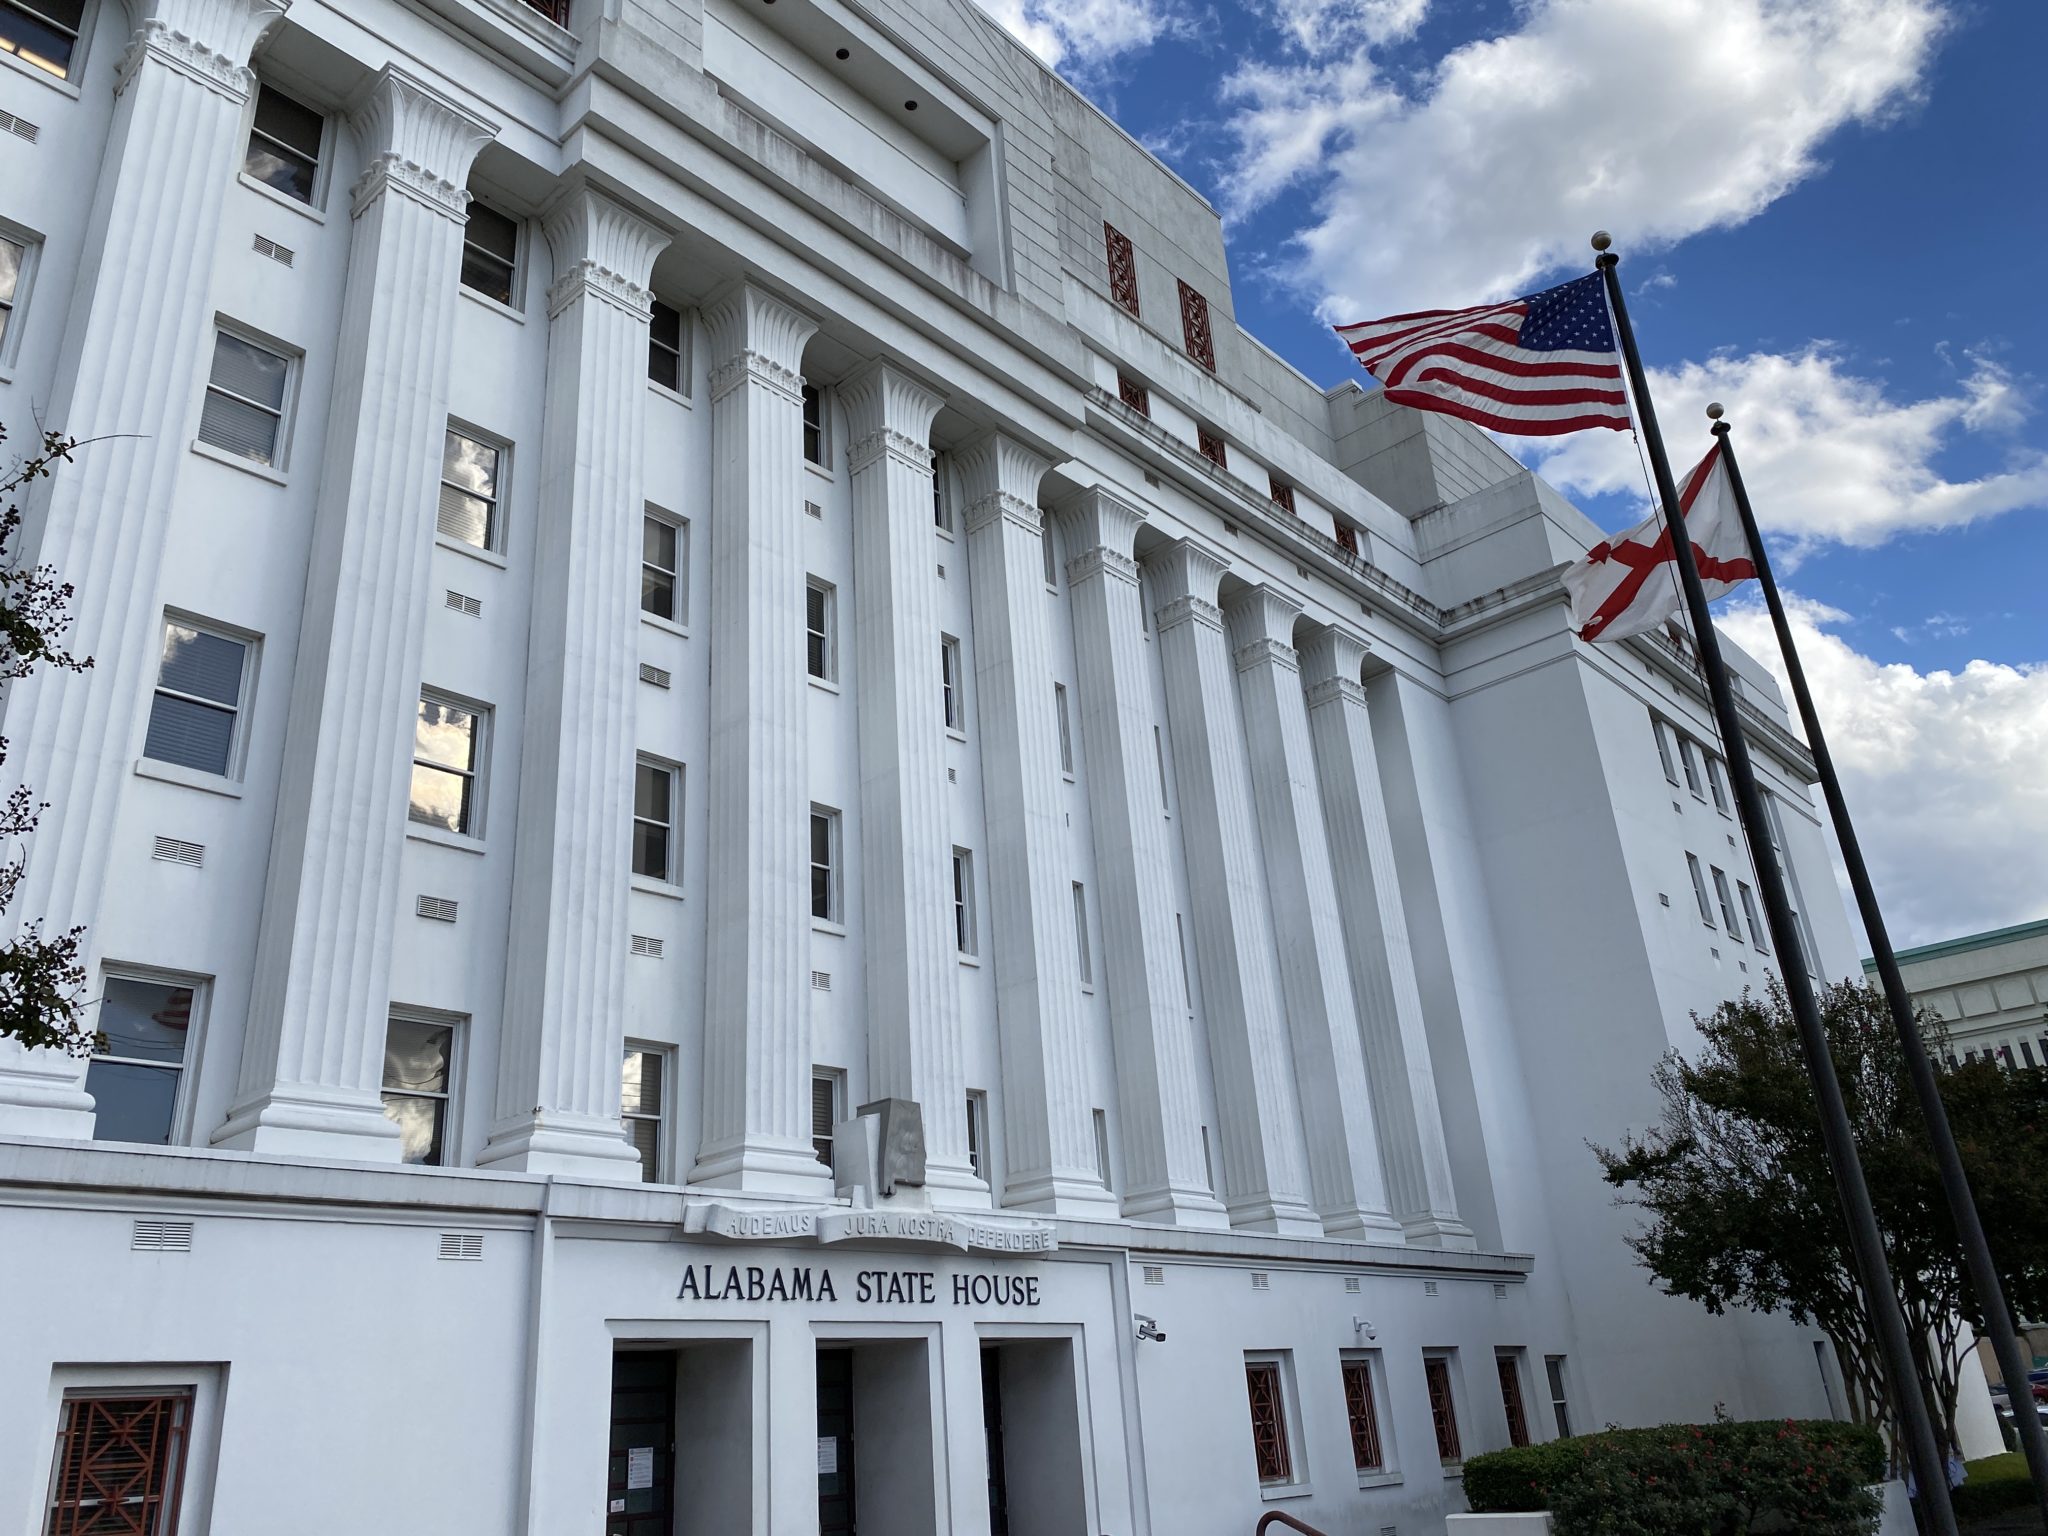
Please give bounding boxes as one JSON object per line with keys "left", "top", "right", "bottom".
{"left": 626, "top": 1447, "right": 654, "bottom": 1491}
{"left": 816, "top": 1437, "right": 838, "bottom": 1475}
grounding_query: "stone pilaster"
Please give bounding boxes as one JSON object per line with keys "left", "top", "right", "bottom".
{"left": 477, "top": 187, "right": 670, "bottom": 1175}
{"left": 1301, "top": 626, "right": 1473, "bottom": 1248}
{"left": 1060, "top": 491, "right": 1228, "bottom": 1227}
{"left": 956, "top": 434, "right": 1117, "bottom": 1217}
{"left": 687, "top": 282, "right": 833, "bottom": 1195}
{"left": 1227, "top": 589, "right": 1400, "bottom": 1239}
{"left": 842, "top": 364, "right": 984, "bottom": 1199}
{"left": 1148, "top": 542, "right": 1320, "bottom": 1236}
{"left": 0, "top": 0, "right": 286, "bottom": 1136}
{"left": 215, "top": 68, "right": 497, "bottom": 1157}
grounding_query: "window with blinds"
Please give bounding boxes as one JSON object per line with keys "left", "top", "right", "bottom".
{"left": 811, "top": 1071, "right": 841, "bottom": 1170}
{"left": 1341, "top": 1357, "right": 1386, "bottom": 1472}
{"left": 243, "top": 83, "right": 325, "bottom": 204}
{"left": 144, "top": 619, "right": 249, "bottom": 778}
{"left": 1496, "top": 1353, "right": 1531, "bottom": 1448}
{"left": 1545, "top": 1355, "right": 1572, "bottom": 1438}
{"left": 461, "top": 198, "right": 519, "bottom": 305}
{"left": 438, "top": 428, "right": 503, "bottom": 551}
{"left": 622, "top": 1047, "right": 665, "bottom": 1183}
{"left": 45, "top": 1389, "right": 194, "bottom": 1535}
{"left": 1244, "top": 1360, "right": 1293, "bottom": 1484}
{"left": 198, "top": 329, "right": 290, "bottom": 465}
{"left": 1424, "top": 1354, "right": 1463, "bottom": 1464}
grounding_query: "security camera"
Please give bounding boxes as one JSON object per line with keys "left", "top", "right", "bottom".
{"left": 1135, "top": 1314, "right": 1167, "bottom": 1343}
{"left": 1353, "top": 1316, "right": 1377, "bottom": 1340}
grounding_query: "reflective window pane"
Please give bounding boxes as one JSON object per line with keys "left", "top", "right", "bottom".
{"left": 0, "top": 235, "right": 20, "bottom": 304}
{"left": 641, "top": 565, "right": 675, "bottom": 619}
{"left": 209, "top": 332, "right": 288, "bottom": 409}
{"left": 381, "top": 1091, "right": 445, "bottom": 1165}
{"left": 622, "top": 1050, "right": 663, "bottom": 1117}
{"left": 442, "top": 431, "right": 498, "bottom": 499}
{"left": 252, "top": 84, "right": 324, "bottom": 157}
{"left": 415, "top": 697, "right": 476, "bottom": 770}
{"left": 0, "top": 0, "right": 85, "bottom": 80}
{"left": 383, "top": 1018, "right": 452, "bottom": 1094}
{"left": 408, "top": 762, "right": 471, "bottom": 832}
{"left": 159, "top": 623, "right": 245, "bottom": 706}
{"left": 86, "top": 1060, "right": 180, "bottom": 1145}
{"left": 635, "top": 763, "right": 671, "bottom": 823}
{"left": 197, "top": 390, "right": 280, "bottom": 463}
{"left": 143, "top": 693, "right": 235, "bottom": 774}
{"left": 98, "top": 978, "right": 194, "bottom": 1065}
{"left": 436, "top": 484, "right": 492, "bottom": 547}
{"left": 643, "top": 516, "right": 676, "bottom": 570}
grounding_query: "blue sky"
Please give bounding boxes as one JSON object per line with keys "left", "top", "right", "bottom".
{"left": 981, "top": 0, "right": 2048, "bottom": 945}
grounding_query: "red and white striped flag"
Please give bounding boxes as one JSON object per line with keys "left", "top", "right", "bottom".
{"left": 1562, "top": 440, "right": 1757, "bottom": 643}
{"left": 1334, "top": 273, "right": 1632, "bottom": 436}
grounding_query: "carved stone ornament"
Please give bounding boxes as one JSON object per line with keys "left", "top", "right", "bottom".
{"left": 116, "top": 20, "right": 260, "bottom": 101}
{"left": 846, "top": 427, "right": 932, "bottom": 479}
{"left": 962, "top": 490, "right": 1043, "bottom": 539}
{"left": 1305, "top": 674, "right": 1369, "bottom": 711}
{"left": 1065, "top": 546, "right": 1139, "bottom": 588}
{"left": 546, "top": 258, "right": 653, "bottom": 321}
{"left": 1155, "top": 594, "right": 1223, "bottom": 635}
{"left": 351, "top": 153, "right": 470, "bottom": 222}
{"left": 1234, "top": 636, "right": 1299, "bottom": 675}
{"left": 708, "top": 350, "right": 804, "bottom": 404}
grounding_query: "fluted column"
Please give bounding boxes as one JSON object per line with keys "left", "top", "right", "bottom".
{"left": 1227, "top": 588, "right": 1400, "bottom": 1240}
{"left": 1060, "top": 491, "right": 1227, "bottom": 1228}
{"left": 687, "top": 282, "right": 832, "bottom": 1195}
{"left": 842, "top": 364, "right": 983, "bottom": 1199}
{"left": 1301, "top": 626, "right": 1472, "bottom": 1248}
{"left": 1149, "top": 542, "right": 1320, "bottom": 1236}
{"left": 957, "top": 434, "right": 1117, "bottom": 1217}
{"left": 0, "top": 0, "right": 286, "bottom": 1136}
{"left": 215, "top": 68, "right": 497, "bottom": 1157}
{"left": 477, "top": 187, "right": 670, "bottom": 1175}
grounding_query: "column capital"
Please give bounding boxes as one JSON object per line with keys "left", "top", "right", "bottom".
{"left": 1300, "top": 622, "right": 1372, "bottom": 708}
{"left": 1225, "top": 584, "right": 1304, "bottom": 648}
{"left": 1057, "top": 486, "right": 1148, "bottom": 571}
{"left": 840, "top": 361, "right": 943, "bottom": 468}
{"left": 1146, "top": 537, "right": 1228, "bottom": 615}
{"left": 541, "top": 183, "right": 670, "bottom": 320}
{"left": 348, "top": 65, "right": 498, "bottom": 222}
{"left": 956, "top": 431, "right": 1051, "bottom": 535}
{"left": 115, "top": 0, "right": 286, "bottom": 100}
{"left": 702, "top": 281, "right": 818, "bottom": 401}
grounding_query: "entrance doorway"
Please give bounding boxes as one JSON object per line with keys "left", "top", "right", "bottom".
{"left": 817, "top": 1347, "right": 858, "bottom": 1536}
{"left": 979, "top": 1338, "right": 1089, "bottom": 1536}
{"left": 607, "top": 1352, "right": 676, "bottom": 1536}
{"left": 816, "top": 1338, "right": 937, "bottom": 1536}
{"left": 982, "top": 1346, "right": 1011, "bottom": 1536}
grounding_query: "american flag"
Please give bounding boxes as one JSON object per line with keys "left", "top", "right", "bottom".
{"left": 1334, "top": 272, "right": 1632, "bottom": 436}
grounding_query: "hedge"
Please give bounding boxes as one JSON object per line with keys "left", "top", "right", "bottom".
{"left": 1951, "top": 1453, "right": 2034, "bottom": 1521}
{"left": 1463, "top": 1419, "right": 1886, "bottom": 1536}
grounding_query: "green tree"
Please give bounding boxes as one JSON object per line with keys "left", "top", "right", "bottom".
{"left": 0, "top": 423, "right": 94, "bottom": 1054}
{"left": 1596, "top": 977, "right": 2048, "bottom": 1459}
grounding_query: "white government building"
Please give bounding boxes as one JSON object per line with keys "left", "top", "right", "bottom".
{"left": 0, "top": 0, "right": 1866, "bottom": 1531}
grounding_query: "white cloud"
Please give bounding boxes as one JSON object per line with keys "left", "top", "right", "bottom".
{"left": 976, "top": 0, "right": 1182, "bottom": 71}
{"left": 1520, "top": 346, "right": 2048, "bottom": 557}
{"left": 1220, "top": 0, "right": 1947, "bottom": 316}
{"left": 1268, "top": 0, "right": 1429, "bottom": 54}
{"left": 1717, "top": 596, "right": 2048, "bottom": 949}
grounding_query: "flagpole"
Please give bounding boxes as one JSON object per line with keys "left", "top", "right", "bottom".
{"left": 1712, "top": 405, "right": 2048, "bottom": 1521}
{"left": 1593, "top": 232, "right": 1959, "bottom": 1536}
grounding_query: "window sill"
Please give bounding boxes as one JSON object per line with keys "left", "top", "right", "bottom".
{"left": 936, "top": 525, "right": 956, "bottom": 543}
{"left": 649, "top": 380, "right": 693, "bottom": 410}
{"left": 191, "top": 438, "right": 289, "bottom": 486}
{"left": 460, "top": 285, "right": 527, "bottom": 324}
{"left": 406, "top": 823, "right": 487, "bottom": 855}
{"left": 1080, "top": 983, "right": 1096, "bottom": 996}
{"left": 958, "top": 952, "right": 981, "bottom": 969}
{"left": 1357, "top": 1471, "right": 1403, "bottom": 1490}
{"left": 945, "top": 728, "right": 967, "bottom": 744}
{"left": 237, "top": 172, "right": 329, "bottom": 225}
{"left": 0, "top": 50, "right": 81, "bottom": 98}
{"left": 641, "top": 612, "right": 689, "bottom": 640}
{"left": 1442, "top": 1466, "right": 1466, "bottom": 1480}
{"left": 803, "top": 460, "right": 835, "bottom": 484}
{"left": 808, "top": 674, "right": 842, "bottom": 696}
{"left": 133, "top": 758, "right": 244, "bottom": 799}
{"left": 1259, "top": 1482, "right": 1313, "bottom": 1502}
{"left": 436, "top": 535, "right": 509, "bottom": 571}
{"left": 1061, "top": 771, "right": 1076, "bottom": 784}
{"left": 632, "top": 875, "right": 685, "bottom": 902}
{"left": 812, "top": 918, "right": 848, "bottom": 939}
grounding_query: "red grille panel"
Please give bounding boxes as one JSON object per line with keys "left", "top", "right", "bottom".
{"left": 1342, "top": 1360, "right": 1385, "bottom": 1471}
{"left": 1178, "top": 279, "right": 1215, "bottom": 371}
{"left": 1116, "top": 373, "right": 1150, "bottom": 418}
{"left": 1244, "top": 1362, "right": 1293, "bottom": 1484}
{"left": 46, "top": 1392, "right": 192, "bottom": 1536}
{"left": 1425, "top": 1356, "right": 1463, "bottom": 1464}
{"left": 1104, "top": 223, "right": 1139, "bottom": 315}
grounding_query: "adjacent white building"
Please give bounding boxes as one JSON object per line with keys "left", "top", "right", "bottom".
{"left": 0, "top": 0, "right": 1864, "bottom": 1531}
{"left": 1878, "top": 919, "right": 2048, "bottom": 1070}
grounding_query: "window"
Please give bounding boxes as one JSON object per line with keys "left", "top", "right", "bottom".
{"left": 952, "top": 848, "right": 976, "bottom": 956}
{"left": 438, "top": 427, "right": 503, "bottom": 551}
{"left": 1244, "top": 1358, "right": 1295, "bottom": 1485}
{"left": 1334, "top": 522, "right": 1359, "bottom": 557}
{"left": 1093, "top": 1107, "right": 1112, "bottom": 1188}
{"left": 381, "top": 1015, "right": 455, "bottom": 1165}
{"left": 1737, "top": 882, "right": 1768, "bottom": 951}
{"left": 1341, "top": 1355, "right": 1387, "bottom": 1473}
{"left": 1653, "top": 719, "right": 1678, "bottom": 785}
{"left": 1269, "top": 477, "right": 1296, "bottom": 514}
{"left": 45, "top": 1389, "right": 193, "bottom": 1532}
{"left": 461, "top": 198, "right": 519, "bottom": 304}
{"left": 648, "top": 299, "right": 685, "bottom": 392}
{"left": 1423, "top": 1354, "right": 1463, "bottom": 1465}
{"left": 806, "top": 579, "right": 836, "bottom": 681}
{"left": 1104, "top": 221, "right": 1139, "bottom": 315}
{"left": 243, "top": 83, "right": 324, "bottom": 204}
{"left": 633, "top": 758, "right": 678, "bottom": 882}
{"left": 198, "top": 328, "right": 290, "bottom": 465}
{"left": 2024, "top": 1040, "right": 2039, "bottom": 1069}
{"left": 1116, "top": 372, "right": 1150, "bottom": 418}
{"left": 966, "top": 1090, "right": 987, "bottom": 1181}
{"left": 642, "top": 511, "right": 685, "bottom": 623}
{"left": 1705, "top": 752, "right": 1731, "bottom": 814}
{"left": 810, "top": 808, "right": 840, "bottom": 923}
{"left": 1497, "top": 1353, "right": 1532, "bottom": 1448}
{"left": 86, "top": 975, "right": 198, "bottom": 1146}
{"left": 143, "top": 618, "right": 250, "bottom": 777}
{"left": 1711, "top": 865, "right": 1741, "bottom": 937}
{"left": 0, "top": 0, "right": 84, "bottom": 80}
{"left": 933, "top": 457, "right": 951, "bottom": 532}
{"left": 1154, "top": 725, "right": 1170, "bottom": 811}
{"left": 1685, "top": 854, "right": 1715, "bottom": 927}
{"left": 1054, "top": 683, "right": 1074, "bottom": 775}
{"left": 410, "top": 691, "right": 484, "bottom": 835}
{"left": 802, "top": 383, "right": 825, "bottom": 466}
{"left": 1678, "top": 735, "right": 1705, "bottom": 799}
{"left": 1176, "top": 912, "right": 1193, "bottom": 1011}
{"left": 622, "top": 1045, "right": 667, "bottom": 1183}
{"left": 0, "top": 229, "right": 31, "bottom": 359}
{"left": 811, "top": 1069, "right": 841, "bottom": 1168}
{"left": 1544, "top": 1356, "right": 1572, "bottom": 1438}
{"left": 941, "top": 635, "right": 964, "bottom": 731}
{"left": 1040, "top": 513, "right": 1059, "bottom": 589}
{"left": 1072, "top": 882, "right": 1092, "bottom": 985}
{"left": 1197, "top": 426, "right": 1227, "bottom": 470}
{"left": 1178, "top": 279, "right": 1216, "bottom": 371}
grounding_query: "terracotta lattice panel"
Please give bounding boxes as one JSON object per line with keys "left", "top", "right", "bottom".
{"left": 46, "top": 1392, "right": 192, "bottom": 1535}
{"left": 1178, "top": 279, "right": 1216, "bottom": 371}
{"left": 1244, "top": 1362, "right": 1293, "bottom": 1483}
{"left": 1104, "top": 223, "right": 1140, "bottom": 315}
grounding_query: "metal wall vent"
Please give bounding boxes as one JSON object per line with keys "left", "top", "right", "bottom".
{"left": 252, "top": 233, "right": 294, "bottom": 267}
{"left": 1423, "top": 1280, "right": 1440, "bottom": 1298}
{"left": 437, "top": 1232, "right": 484, "bottom": 1261}
{"left": 151, "top": 836, "right": 204, "bottom": 867}
{"left": 132, "top": 1219, "right": 193, "bottom": 1252}
{"left": 937, "top": 563, "right": 946, "bottom": 579}
{"left": 1658, "top": 892, "right": 1671, "bottom": 907}
{"left": 1344, "top": 1276, "right": 1362, "bottom": 1294}
{"left": 638, "top": 662, "right": 670, "bottom": 689}
{"left": 630, "top": 934, "right": 664, "bottom": 958}
{"left": 0, "top": 108, "right": 40, "bottom": 142}
{"left": 811, "top": 970, "right": 831, "bottom": 991}
{"left": 445, "top": 589, "right": 481, "bottom": 617}
{"left": 1493, "top": 1282, "right": 1509, "bottom": 1300}
{"left": 947, "top": 767, "right": 957, "bottom": 784}
{"left": 416, "top": 895, "right": 458, "bottom": 923}
{"left": 804, "top": 500, "right": 823, "bottom": 519}
{"left": 1250, "top": 1271, "right": 1270, "bottom": 1291}
{"left": 1142, "top": 1265, "right": 1165, "bottom": 1285}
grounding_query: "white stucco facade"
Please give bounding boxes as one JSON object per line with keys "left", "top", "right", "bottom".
{"left": 0, "top": 0, "right": 1863, "bottom": 1531}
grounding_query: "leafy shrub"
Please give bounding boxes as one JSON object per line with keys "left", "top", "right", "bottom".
{"left": 1464, "top": 1419, "right": 1885, "bottom": 1536}
{"left": 1950, "top": 1453, "right": 2034, "bottom": 1521}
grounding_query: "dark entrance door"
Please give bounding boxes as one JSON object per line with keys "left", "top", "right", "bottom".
{"left": 606, "top": 1352, "right": 676, "bottom": 1536}
{"left": 981, "top": 1345, "right": 1011, "bottom": 1536}
{"left": 817, "top": 1347, "right": 858, "bottom": 1536}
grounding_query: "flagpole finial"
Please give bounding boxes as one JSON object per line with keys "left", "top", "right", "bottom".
{"left": 1590, "top": 230, "right": 1612, "bottom": 251}
{"left": 1706, "top": 402, "right": 1724, "bottom": 419}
